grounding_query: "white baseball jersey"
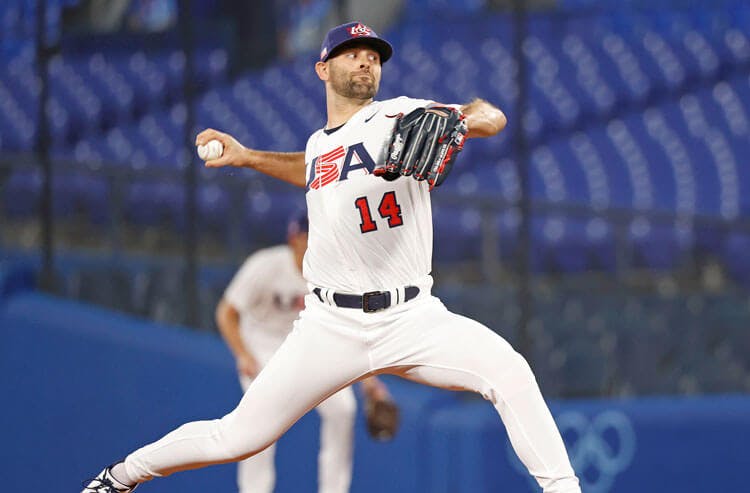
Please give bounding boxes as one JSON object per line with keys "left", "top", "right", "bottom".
{"left": 303, "top": 96, "right": 438, "bottom": 293}
{"left": 224, "top": 245, "right": 308, "bottom": 357}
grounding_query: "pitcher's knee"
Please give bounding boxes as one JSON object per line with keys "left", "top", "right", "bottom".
{"left": 481, "top": 349, "right": 539, "bottom": 402}
{"left": 215, "top": 413, "right": 277, "bottom": 461}
{"left": 508, "top": 350, "right": 536, "bottom": 380}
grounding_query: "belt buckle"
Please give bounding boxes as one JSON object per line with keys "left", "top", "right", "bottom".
{"left": 362, "top": 291, "right": 385, "bottom": 313}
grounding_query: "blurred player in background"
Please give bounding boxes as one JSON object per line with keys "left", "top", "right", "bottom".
{"left": 216, "top": 213, "right": 392, "bottom": 493}
{"left": 83, "top": 21, "right": 580, "bottom": 493}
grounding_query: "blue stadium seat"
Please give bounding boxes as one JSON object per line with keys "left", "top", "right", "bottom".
{"left": 529, "top": 144, "right": 567, "bottom": 202}
{"left": 121, "top": 52, "right": 169, "bottom": 114}
{"left": 48, "top": 57, "right": 103, "bottom": 136}
{"left": 545, "top": 137, "right": 590, "bottom": 206}
{"left": 0, "top": 77, "right": 36, "bottom": 150}
{"left": 722, "top": 27, "right": 750, "bottom": 66}
{"left": 82, "top": 54, "right": 135, "bottom": 128}
{"left": 599, "top": 31, "right": 652, "bottom": 103}
{"left": 559, "top": 33, "right": 617, "bottom": 117}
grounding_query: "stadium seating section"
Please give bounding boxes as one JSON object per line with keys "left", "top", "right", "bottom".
{"left": 2, "top": 4, "right": 749, "bottom": 271}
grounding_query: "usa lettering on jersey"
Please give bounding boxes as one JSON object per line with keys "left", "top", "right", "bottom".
{"left": 306, "top": 142, "right": 376, "bottom": 190}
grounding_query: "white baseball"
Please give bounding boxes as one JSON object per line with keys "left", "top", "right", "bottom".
{"left": 197, "top": 139, "right": 224, "bottom": 161}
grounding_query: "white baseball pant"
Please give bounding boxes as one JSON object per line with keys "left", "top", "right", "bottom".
{"left": 122, "top": 291, "right": 580, "bottom": 493}
{"left": 237, "top": 374, "right": 355, "bottom": 493}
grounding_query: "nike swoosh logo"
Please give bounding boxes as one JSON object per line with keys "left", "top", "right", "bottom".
{"left": 364, "top": 110, "right": 380, "bottom": 123}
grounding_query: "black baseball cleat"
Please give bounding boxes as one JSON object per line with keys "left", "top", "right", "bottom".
{"left": 82, "top": 463, "right": 138, "bottom": 492}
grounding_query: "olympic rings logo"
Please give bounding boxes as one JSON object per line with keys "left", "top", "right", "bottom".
{"left": 507, "top": 410, "right": 636, "bottom": 493}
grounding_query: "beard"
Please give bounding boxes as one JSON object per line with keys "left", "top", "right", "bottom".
{"left": 330, "top": 68, "right": 379, "bottom": 100}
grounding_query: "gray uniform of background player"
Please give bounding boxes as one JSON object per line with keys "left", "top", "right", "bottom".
{"left": 83, "top": 22, "right": 581, "bottom": 493}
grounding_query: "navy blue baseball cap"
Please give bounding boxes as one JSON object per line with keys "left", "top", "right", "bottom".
{"left": 287, "top": 211, "right": 309, "bottom": 237}
{"left": 319, "top": 22, "right": 393, "bottom": 64}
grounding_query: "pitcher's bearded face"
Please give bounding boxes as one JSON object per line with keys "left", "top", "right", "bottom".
{"left": 327, "top": 45, "right": 381, "bottom": 100}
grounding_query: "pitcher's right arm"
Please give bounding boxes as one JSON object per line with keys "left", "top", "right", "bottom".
{"left": 196, "top": 128, "right": 307, "bottom": 188}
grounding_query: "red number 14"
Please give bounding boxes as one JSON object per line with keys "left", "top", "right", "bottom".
{"left": 354, "top": 191, "right": 403, "bottom": 233}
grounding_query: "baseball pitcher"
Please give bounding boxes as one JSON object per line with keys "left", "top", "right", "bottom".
{"left": 83, "top": 21, "right": 580, "bottom": 493}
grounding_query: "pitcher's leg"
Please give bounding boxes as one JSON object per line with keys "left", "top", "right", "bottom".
{"left": 122, "top": 312, "right": 369, "bottom": 484}
{"left": 236, "top": 375, "right": 276, "bottom": 493}
{"left": 314, "top": 387, "right": 357, "bottom": 493}
{"left": 389, "top": 299, "right": 580, "bottom": 493}
{"left": 237, "top": 443, "right": 276, "bottom": 493}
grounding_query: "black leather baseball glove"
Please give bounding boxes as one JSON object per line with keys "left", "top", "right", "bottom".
{"left": 375, "top": 105, "right": 468, "bottom": 189}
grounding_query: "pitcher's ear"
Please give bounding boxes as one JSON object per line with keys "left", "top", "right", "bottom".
{"left": 315, "top": 61, "right": 328, "bottom": 81}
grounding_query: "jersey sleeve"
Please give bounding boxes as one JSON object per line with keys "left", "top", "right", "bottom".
{"left": 304, "top": 129, "right": 323, "bottom": 165}
{"left": 389, "top": 96, "right": 461, "bottom": 114}
{"left": 224, "top": 254, "right": 268, "bottom": 313}
{"left": 389, "top": 96, "right": 433, "bottom": 114}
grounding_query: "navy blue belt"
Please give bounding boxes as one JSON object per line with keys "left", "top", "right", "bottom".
{"left": 313, "top": 286, "right": 420, "bottom": 313}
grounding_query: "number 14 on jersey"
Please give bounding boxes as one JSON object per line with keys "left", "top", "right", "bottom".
{"left": 354, "top": 191, "right": 403, "bottom": 233}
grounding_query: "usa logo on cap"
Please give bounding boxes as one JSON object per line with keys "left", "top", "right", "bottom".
{"left": 349, "top": 23, "right": 372, "bottom": 37}
{"left": 319, "top": 21, "right": 394, "bottom": 63}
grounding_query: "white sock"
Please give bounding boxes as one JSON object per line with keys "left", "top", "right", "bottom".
{"left": 109, "top": 462, "right": 137, "bottom": 488}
